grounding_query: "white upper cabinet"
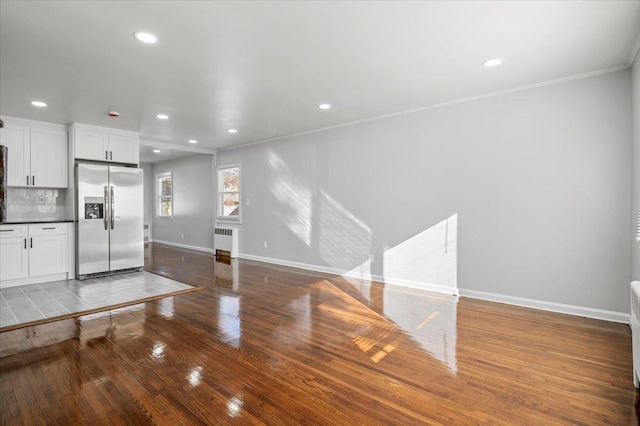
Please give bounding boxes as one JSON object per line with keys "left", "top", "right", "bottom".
{"left": 0, "top": 123, "right": 30, "bottom": 186}
{"left": 0, "top": 118, "right": 68, "bottom": 188}
{"left": 74, "top": 128, "right": 109, "bottom": 161}
{"left": 72, "top": 123, "right": 139, "bottom": 165}
{"left": 108, "top": 133, "right": 139, "bottom": 164}
{"left": 31, "top": 127, "right": 68, "bottom": 187}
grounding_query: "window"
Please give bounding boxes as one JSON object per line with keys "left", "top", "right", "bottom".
{"left": 156, "top": 172, "right": 173, "bottom": 218}
{"left": 218, "top": 165, "right": 240, "bottom": 220}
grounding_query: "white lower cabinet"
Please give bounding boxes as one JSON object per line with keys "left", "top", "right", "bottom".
{"left": 0, "top": 236, "right": 29, "bottom": 280}
{"left": 29, "top": 234, "right": 69, "bottom": 277}
{"left": 0, "top": 223, "right": 69, "bottom": 288}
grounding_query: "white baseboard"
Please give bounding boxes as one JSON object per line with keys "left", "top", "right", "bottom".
{"left": 153, "top": 239, "right": 214, "bottom": 254}
{"left": 240, "top": 253, "right": 628, "bottom": 323}
{"left": 459, "top": 288, "right": 630, "bottom": 324}
{"left": 239, "top": 253, "right": 459, "bottom": 296}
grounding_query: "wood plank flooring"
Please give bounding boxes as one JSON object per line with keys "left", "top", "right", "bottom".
{"left": 0, "top": 242, "right": 636, "bottom": 424}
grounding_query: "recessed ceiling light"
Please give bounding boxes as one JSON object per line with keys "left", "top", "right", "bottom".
{"left": 318, "top": 104, "right": 331, "bottom": 110}
{"left": 153, "top": 149, "right": 161, "bottom": 153}
{"left": 482, "top": 58, "right": 502, "bottom": 67}
{"left": 31, "top": 101, "right": 47, "bottom": 107}
{"left": 228, "top": 129, "right": 238, "bottom": 134}
{"left": 188, "top": 139, "right": 198, "bottom": 144}
{"left": 134, "top": 32, "right": 158, "bottom": 44}
{"left": 156, "top": 114, "right": 169, "bottom": 120}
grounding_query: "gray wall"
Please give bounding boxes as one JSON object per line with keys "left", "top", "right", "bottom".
{"left": 217, "top": 69, "right": 633, "bottom": 314}
{"left": 632, "top": 55, "right": 640, "bottom": 281}
{"left": 140, "top": 163, "right": 154, "bottom": 237}
{"left": 151, "top": 154, "right": 215, "bottom": 250}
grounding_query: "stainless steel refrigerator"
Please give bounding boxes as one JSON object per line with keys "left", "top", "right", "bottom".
{"left": 76, "top": 163, "right": 143, "bottom": 279}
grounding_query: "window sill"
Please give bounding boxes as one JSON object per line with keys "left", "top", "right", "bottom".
{"left": 216, "top": 217, "right": 242, "bottom": 225}
{"left": 156, "top": 216, "right": 173, "bottom": 221}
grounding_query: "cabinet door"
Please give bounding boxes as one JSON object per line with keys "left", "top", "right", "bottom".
{"left": 109, "top": 133, "right": 139, "bottom": 164}
{"left": 0, "top": 124, "right": 31, "bottom": 186}
{"left": 75, "top": 128, "right": 109, "bottom": 161}
{"left": 31, "top": 127, "right": 68, "bottom": 188}
{"left": 0, "top": 238, "right": 29, "bottom": 282}
{"left": 29, "top": 234, "right": 68, "bottom": 277}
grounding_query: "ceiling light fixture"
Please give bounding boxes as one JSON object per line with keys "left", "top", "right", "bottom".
{"left": 153, "top": 149, "right": 161, "bottom": 153}
{"left": 482, "top": 58, "right": 502, "bottom": 67}
{"left": 228, "top": 129, "right": 238, "bottom": 134}
{"left": 188, "top": 139, "right": 198, "bottom": 144}
{"left": 156, "top": 114, "right": 169, "bottom": 120}
{"left": 31, "top": 101, "right": 47, "bottom": 107}
{"left": 318, "top": 104, "right": 331, "bottom": 110}
{"left": 134, "top": 32, "right": 158, "bottom": 44}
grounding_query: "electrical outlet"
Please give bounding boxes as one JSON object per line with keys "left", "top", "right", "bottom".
{"left": 368, "top": 254, "right": 374, "bottom": 264}
{"left": 181, "top": 233, "right": 184, "bottom": 239}
{"left": 263, "top": 241, "right": 268, "bottom": 249}
{"left": 246, "top": 198, "right": 251, "bottom": 205}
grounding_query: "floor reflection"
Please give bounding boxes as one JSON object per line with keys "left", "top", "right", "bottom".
{"left": 0, "top": 243, "right": 633, "bottom": 424}
{"left": 218, "top": 295, "right": 241, "bottom": 348}
{"left": 0, "top": 302, "right": 148, "bottom": 357}
{"left": 214, "top": 257, "right": 239, "bottom": 291}
{"left": 312, "top": 278, "right": 458, "bottom": 372}
{"left": 382, "top": 286, "right": 458, "bottom": 373}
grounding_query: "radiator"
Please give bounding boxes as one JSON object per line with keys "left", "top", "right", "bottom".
{"left": 632, "top": 281, "right": 640, "bottom": 388}
{"left": 214, "top": 227, "right": 238, "bottom": 258}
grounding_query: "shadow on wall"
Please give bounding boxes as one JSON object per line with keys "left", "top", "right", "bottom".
{"left": 267, "top": 150, "right": 458, "bottom": 295}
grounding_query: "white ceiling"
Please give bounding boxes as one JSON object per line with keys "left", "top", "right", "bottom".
{"left": 139, "top": 140, "right": 215, "bottom": 164}
{"left": 1, "top": 1, "right": 639, "bottom": 152}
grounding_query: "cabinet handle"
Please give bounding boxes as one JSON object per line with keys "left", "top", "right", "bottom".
{"left": 105, "top": 150, "right": 108, "bottom": 160}
{"left": 30, "top": 238, "right": 33, "bottom": 248}
{"left": 42, "top": 227, "right": 56, "bottom": 230}
{"left": 26, "top": 175, "right": 29, "bottom": 186}
{"left": 110, "top": 151, "right": 113, "bottom": 160}
{"left": 24, "top": 239, "right": 27, "bottom": 249}
{"left": 32, "top": 176, "right": 35, "bottom": 186}
{"left": 0, "top": 229, "right": 14, "bottom": 232}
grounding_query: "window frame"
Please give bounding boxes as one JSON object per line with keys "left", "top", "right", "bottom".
{"left": 156, "top": 171, "right": 173, "bottom": 219}
{"left": 217, "top": 164, "right": 241, "bottom": 223}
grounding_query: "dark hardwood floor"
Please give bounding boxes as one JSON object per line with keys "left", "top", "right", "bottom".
{"left": 0, "top": 242, "right": 636, "bottom": 424}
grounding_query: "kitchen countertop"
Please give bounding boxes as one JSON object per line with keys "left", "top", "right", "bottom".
{"left": 1, "top": 220, "right": 74, "bottom": 225}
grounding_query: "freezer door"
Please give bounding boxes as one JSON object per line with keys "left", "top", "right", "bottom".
{"left": 109, "top": 166, "right": 144, "bottom": 271}
{"left": 77, "top": 163, "right": 110, "bottom": 276}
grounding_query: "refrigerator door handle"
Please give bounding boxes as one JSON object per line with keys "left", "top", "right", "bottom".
{"left": 110, "top": 185, "right": 115, "bottom": 230}
{"left": 103, "top": 185, "right": 109, "bottom": 230}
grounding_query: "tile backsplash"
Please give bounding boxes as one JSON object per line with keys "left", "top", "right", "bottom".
{"left": 6, "top": 188, "right": 68, "bottom": 221}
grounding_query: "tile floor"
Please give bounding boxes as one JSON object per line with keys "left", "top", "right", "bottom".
{"left": 0, "top": 272, "right": 194, "bottom": 329}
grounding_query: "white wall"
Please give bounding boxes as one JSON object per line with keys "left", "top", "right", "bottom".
{"left": 217, "top": 69, "right": 633, "bottom": 316}
{"left": 152, "top": 154, "right": 215, "bottom": 251}
{"left": 140, "top": 163, "right": 154, "bottom": 237}
{"left": 632, "top": 55, "right": 640, "bottom": 281}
